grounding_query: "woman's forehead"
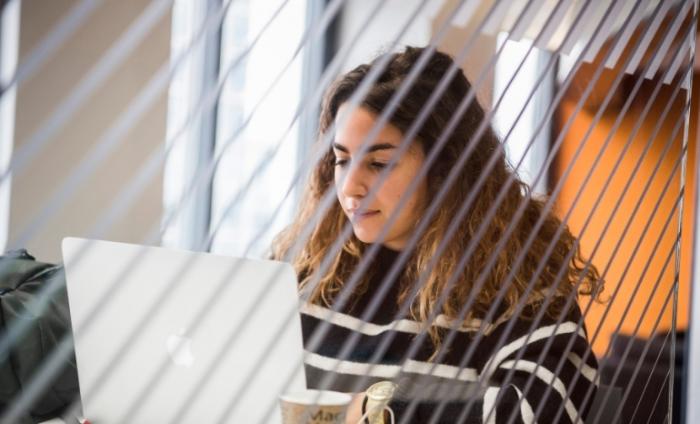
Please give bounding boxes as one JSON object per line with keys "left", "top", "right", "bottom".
{"left": 334, "top": 104, "right": 404, "bottom": 149}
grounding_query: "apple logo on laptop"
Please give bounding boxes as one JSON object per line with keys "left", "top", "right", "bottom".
{"left": 166, "top": 327, "right": 195, "bottom": 367}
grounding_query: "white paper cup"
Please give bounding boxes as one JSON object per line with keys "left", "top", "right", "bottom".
{"left": 279, "top": 389, "right": 352, "bottom": 424}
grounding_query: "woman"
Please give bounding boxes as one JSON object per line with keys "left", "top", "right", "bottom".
{"left": 272, "top": 46, "right": 602, "bottom": 423}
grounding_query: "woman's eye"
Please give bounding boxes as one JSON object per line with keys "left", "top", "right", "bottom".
{"left": 370, "top": 162, "right": 389, "bottom": 170}
{"left": 334, "top": 159, "right": 348, "bottom": 167}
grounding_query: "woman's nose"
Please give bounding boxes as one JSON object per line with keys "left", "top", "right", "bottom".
{"left": 340, "top": 163, "right": 368, "bottom": 199}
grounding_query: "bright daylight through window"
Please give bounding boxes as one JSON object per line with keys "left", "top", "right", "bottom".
{"left": 163, "top": 0, "right": 307, "bottom": 257}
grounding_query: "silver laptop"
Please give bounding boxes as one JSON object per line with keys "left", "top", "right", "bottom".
{"left": 62, "top": 237, "right": 306, "bottom": 423}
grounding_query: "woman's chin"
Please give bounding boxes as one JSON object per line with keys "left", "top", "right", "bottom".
{"left": 352, "top": 229, "right": 378, "bottom": 244}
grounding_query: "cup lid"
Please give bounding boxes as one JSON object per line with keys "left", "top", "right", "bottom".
{"left": 280, "top": 389, "right": 352, "bottom": 406}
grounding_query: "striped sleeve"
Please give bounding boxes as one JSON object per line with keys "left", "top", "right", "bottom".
{"left": 473, "top": 310, "right": 599, "bottom": 424}
{"left": 398, "top": 322, "right": 598, "bottom": 423}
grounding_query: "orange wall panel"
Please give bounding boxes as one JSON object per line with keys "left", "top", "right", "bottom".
{"left": 554, "top": 77, "right": 696, "bottom": 356}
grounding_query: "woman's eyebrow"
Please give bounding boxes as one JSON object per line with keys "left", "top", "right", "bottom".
{"left": 331, "top": 142, "right": 397, "bottom": 153}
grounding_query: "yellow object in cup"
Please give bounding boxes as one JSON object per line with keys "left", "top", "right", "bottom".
{"left": 279, "top": 389, "right": 352, "bottom": 424}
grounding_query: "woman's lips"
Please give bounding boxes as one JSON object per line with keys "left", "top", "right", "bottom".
{"left": 350, "top": 210, "right": 380, "bottom": 221}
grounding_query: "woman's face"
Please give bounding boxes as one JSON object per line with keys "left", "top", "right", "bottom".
{"left": 333, "top": 104, "right": 429, "bottom": 251}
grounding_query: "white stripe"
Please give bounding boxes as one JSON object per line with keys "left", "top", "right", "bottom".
{"left": 567, "top": 352, "right": 599, "bottom": 385}
{"left": 512, "top": 385, "right": 537, "bottom": 424}
{"left": 304, "top": 351, "right": 478, "bottom": 381}
{"left": 403, "top": 360, "right": 478, "bottom": 381}
{"left": 483, "top": 386, "right": 499, "bottom": 424}
{"left": 499, "top": 360, "right": 584, "bottom": 424}
{"left": 305, "top": 351, "right": 399, "bottom": 378}
{"left": 483, "top": 322, "right": 586, "bottom": 378}
{"left": 301, "top": 302, "right": 488, "bottom": 335}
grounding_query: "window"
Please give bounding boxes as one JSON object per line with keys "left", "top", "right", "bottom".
{"left": 493, "top": 32, "right": 553, "bottom": 196}
{"left": 209, "top": 0, "right": 308, "bottom": 257}
{"left": 163, "top": 0, "right": 311, "bottom": 257}
{"left": 0, "top": 0, "right": 20, "bottom": 251}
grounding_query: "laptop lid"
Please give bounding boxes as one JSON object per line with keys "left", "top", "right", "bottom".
{"left": 62, "top": 237, "right": 306, "bottom": 423}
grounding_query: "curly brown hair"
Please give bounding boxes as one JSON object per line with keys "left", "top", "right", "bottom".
{"left": 272, "top": 46, "right": 603, "bottom": 350}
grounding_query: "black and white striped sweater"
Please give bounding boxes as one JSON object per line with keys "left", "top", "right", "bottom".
{"left": 300, "top": 246, "right": 599, "bottom": 423}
